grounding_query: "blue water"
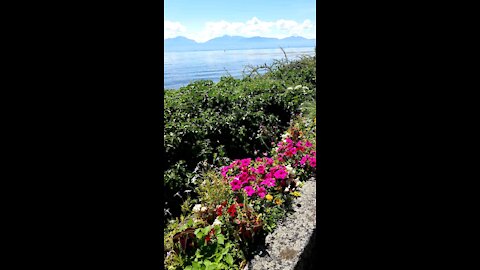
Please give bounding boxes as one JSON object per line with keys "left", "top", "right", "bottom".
{"left": 164, "top": 47, "right": 315, "bottom": 90}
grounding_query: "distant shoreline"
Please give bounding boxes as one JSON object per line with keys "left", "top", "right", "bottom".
{"left": 164, "top": 35, "right": 315, "bottom": 53}
{"left": 164, "top": 45, "right": 315, "bottom": 53}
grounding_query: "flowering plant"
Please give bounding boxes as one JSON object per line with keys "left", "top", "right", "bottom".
{"left": 221, "top": 157, "right": 292, "bottom": 197}
{"left": 165, "top": 112, "right": 316, "bottom": 270}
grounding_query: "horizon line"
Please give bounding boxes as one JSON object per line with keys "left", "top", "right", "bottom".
{"left": 165, "top": 35, "right": 316, "bottom": 43}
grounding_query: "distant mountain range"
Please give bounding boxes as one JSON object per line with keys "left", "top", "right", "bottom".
{"left": 164, "top": 35, "right": 316, "bottom": 52}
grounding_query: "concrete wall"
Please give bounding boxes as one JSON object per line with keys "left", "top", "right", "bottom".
{"left": 245, "top": 178, "right": 317, "bottom": 270}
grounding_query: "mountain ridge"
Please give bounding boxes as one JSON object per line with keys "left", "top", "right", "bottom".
{"left": 164, "top": 35, "right": 316, "bottom": 52}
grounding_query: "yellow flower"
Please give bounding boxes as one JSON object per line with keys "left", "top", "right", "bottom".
{"left": 274, "top": 198, "right": 283, "bottom": 205}
{"left": 266, "top": 194, "right": 273, "bottom": 201}
{"left": 292, "top": 191, "right": 301, "bottom": 197}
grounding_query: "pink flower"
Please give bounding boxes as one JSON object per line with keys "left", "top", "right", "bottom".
{"left": 283, "top": 147, "right": 297, "bottom": 156}
{"left": 266, "top": 157, "right": 273, "bottom": 165}
{"left": 256, "top": 165, "right": 265, "bottom": 174}
{"left": 244, "top": 186, "right": 255, "bottom": 197}
{"left": 305, "top": 141, "right": 313, "bottom": 148}
{"left": 309, "top": 157, "right": 316, "bottom": 168}
{"left": 256, "top": 187, "right": 267, "bottom": 198}
{"left": 230, "top": 179, "right": 242, "bottom": 191}
{"left": 261, "top": 177, "right": 276, "bottom": 187}
{"left": 296, "top": 141, "right": 305, "bottom": 152}
{"left": 274, "top": 169, "right": 288, "bottom": 179}
{"left": 255, "top": 157, "right": 262, "bottom": 163}
{"left": 300, "top": 155, "right": 309, "bottom": 166}
{"left": 240, "top": 158, "right": 251, "bottom": 167}
{"left": 221, "top": 166, "right": 230, "bottom": 177}
{"left": 238, "top": 172, "right": 249, "bottom": 183}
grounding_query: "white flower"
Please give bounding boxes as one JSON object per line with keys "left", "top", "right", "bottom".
{"left": 193, "top": 204, "right": 202, "bottom": 213}
{"left": 285, "top": 165, "right": 296, "bottom": 176}
{"left": 201, "top": 206, "right": 207, "bottom": 212}
{"left": 213, "top": 218, "right": 222, "bottom": 226}
{"left": 285, "top": 187, "right": 290, "bottom": 192}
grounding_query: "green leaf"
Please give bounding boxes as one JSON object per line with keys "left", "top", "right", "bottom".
{"left": 192, "top": 261, "right": 200, "bottom": 269}
{"left": 215, "top": 253, "right": 224, "bottom": 263}
{"left": 225, "top": 254, "right": 234, "bottom": 265}
{"left": 205, "top": 262, "right": 216, "bottom": 270}
{"left": 216, "top": 234, "right": 225, "bottom": 245}
{"left": 195, "top": 249, "right": 203, "bottom": 259}
{"left": 194, "top": 228, "right": 204, "bottom": 239}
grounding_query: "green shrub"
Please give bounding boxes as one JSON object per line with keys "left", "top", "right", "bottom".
{"left": 164, "top": 54, "right": 316, "bottom": 221}
{"left": 164, "top": 115, "right": 317, "bottom": 270}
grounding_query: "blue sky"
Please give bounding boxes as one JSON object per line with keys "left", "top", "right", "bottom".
{"left": 164, "top": 0, "right": 316, "bottom": 42}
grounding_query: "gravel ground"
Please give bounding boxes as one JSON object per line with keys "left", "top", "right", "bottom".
{"left": 245, "top": 177, "right": 317, "bottom": 270}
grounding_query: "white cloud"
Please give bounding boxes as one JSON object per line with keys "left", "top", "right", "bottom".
{"left": 164, "top": 20, "right": 187, "bottom": 39}
{"left": 164, "top": 17, "right": 316, "bottom": 42}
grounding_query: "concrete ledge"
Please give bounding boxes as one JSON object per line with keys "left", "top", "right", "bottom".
{"left": 245, "top": 177, "right": 316, "bottom": 270}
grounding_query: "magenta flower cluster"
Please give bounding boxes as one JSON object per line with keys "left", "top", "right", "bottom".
{"left": 276, "top": 137, "right": 316, "bottom": 169}
{"left": 221, "top": 157, "right": 289, "bottom": 198}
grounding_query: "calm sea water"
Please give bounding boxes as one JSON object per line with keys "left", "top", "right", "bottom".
{"left": 164, "top": 47, "right": 315, "bottom": 90}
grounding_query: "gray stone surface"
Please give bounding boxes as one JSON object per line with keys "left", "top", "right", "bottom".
{"left": 245, "top": 177, "right": 316, "bottom": 270}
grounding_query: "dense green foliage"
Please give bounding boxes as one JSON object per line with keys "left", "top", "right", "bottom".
{"left": 164, "top": 114, "right": 317, "bottom": 270}
{"left": 164, "top": 53, "right": 316, "bottom": 219}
